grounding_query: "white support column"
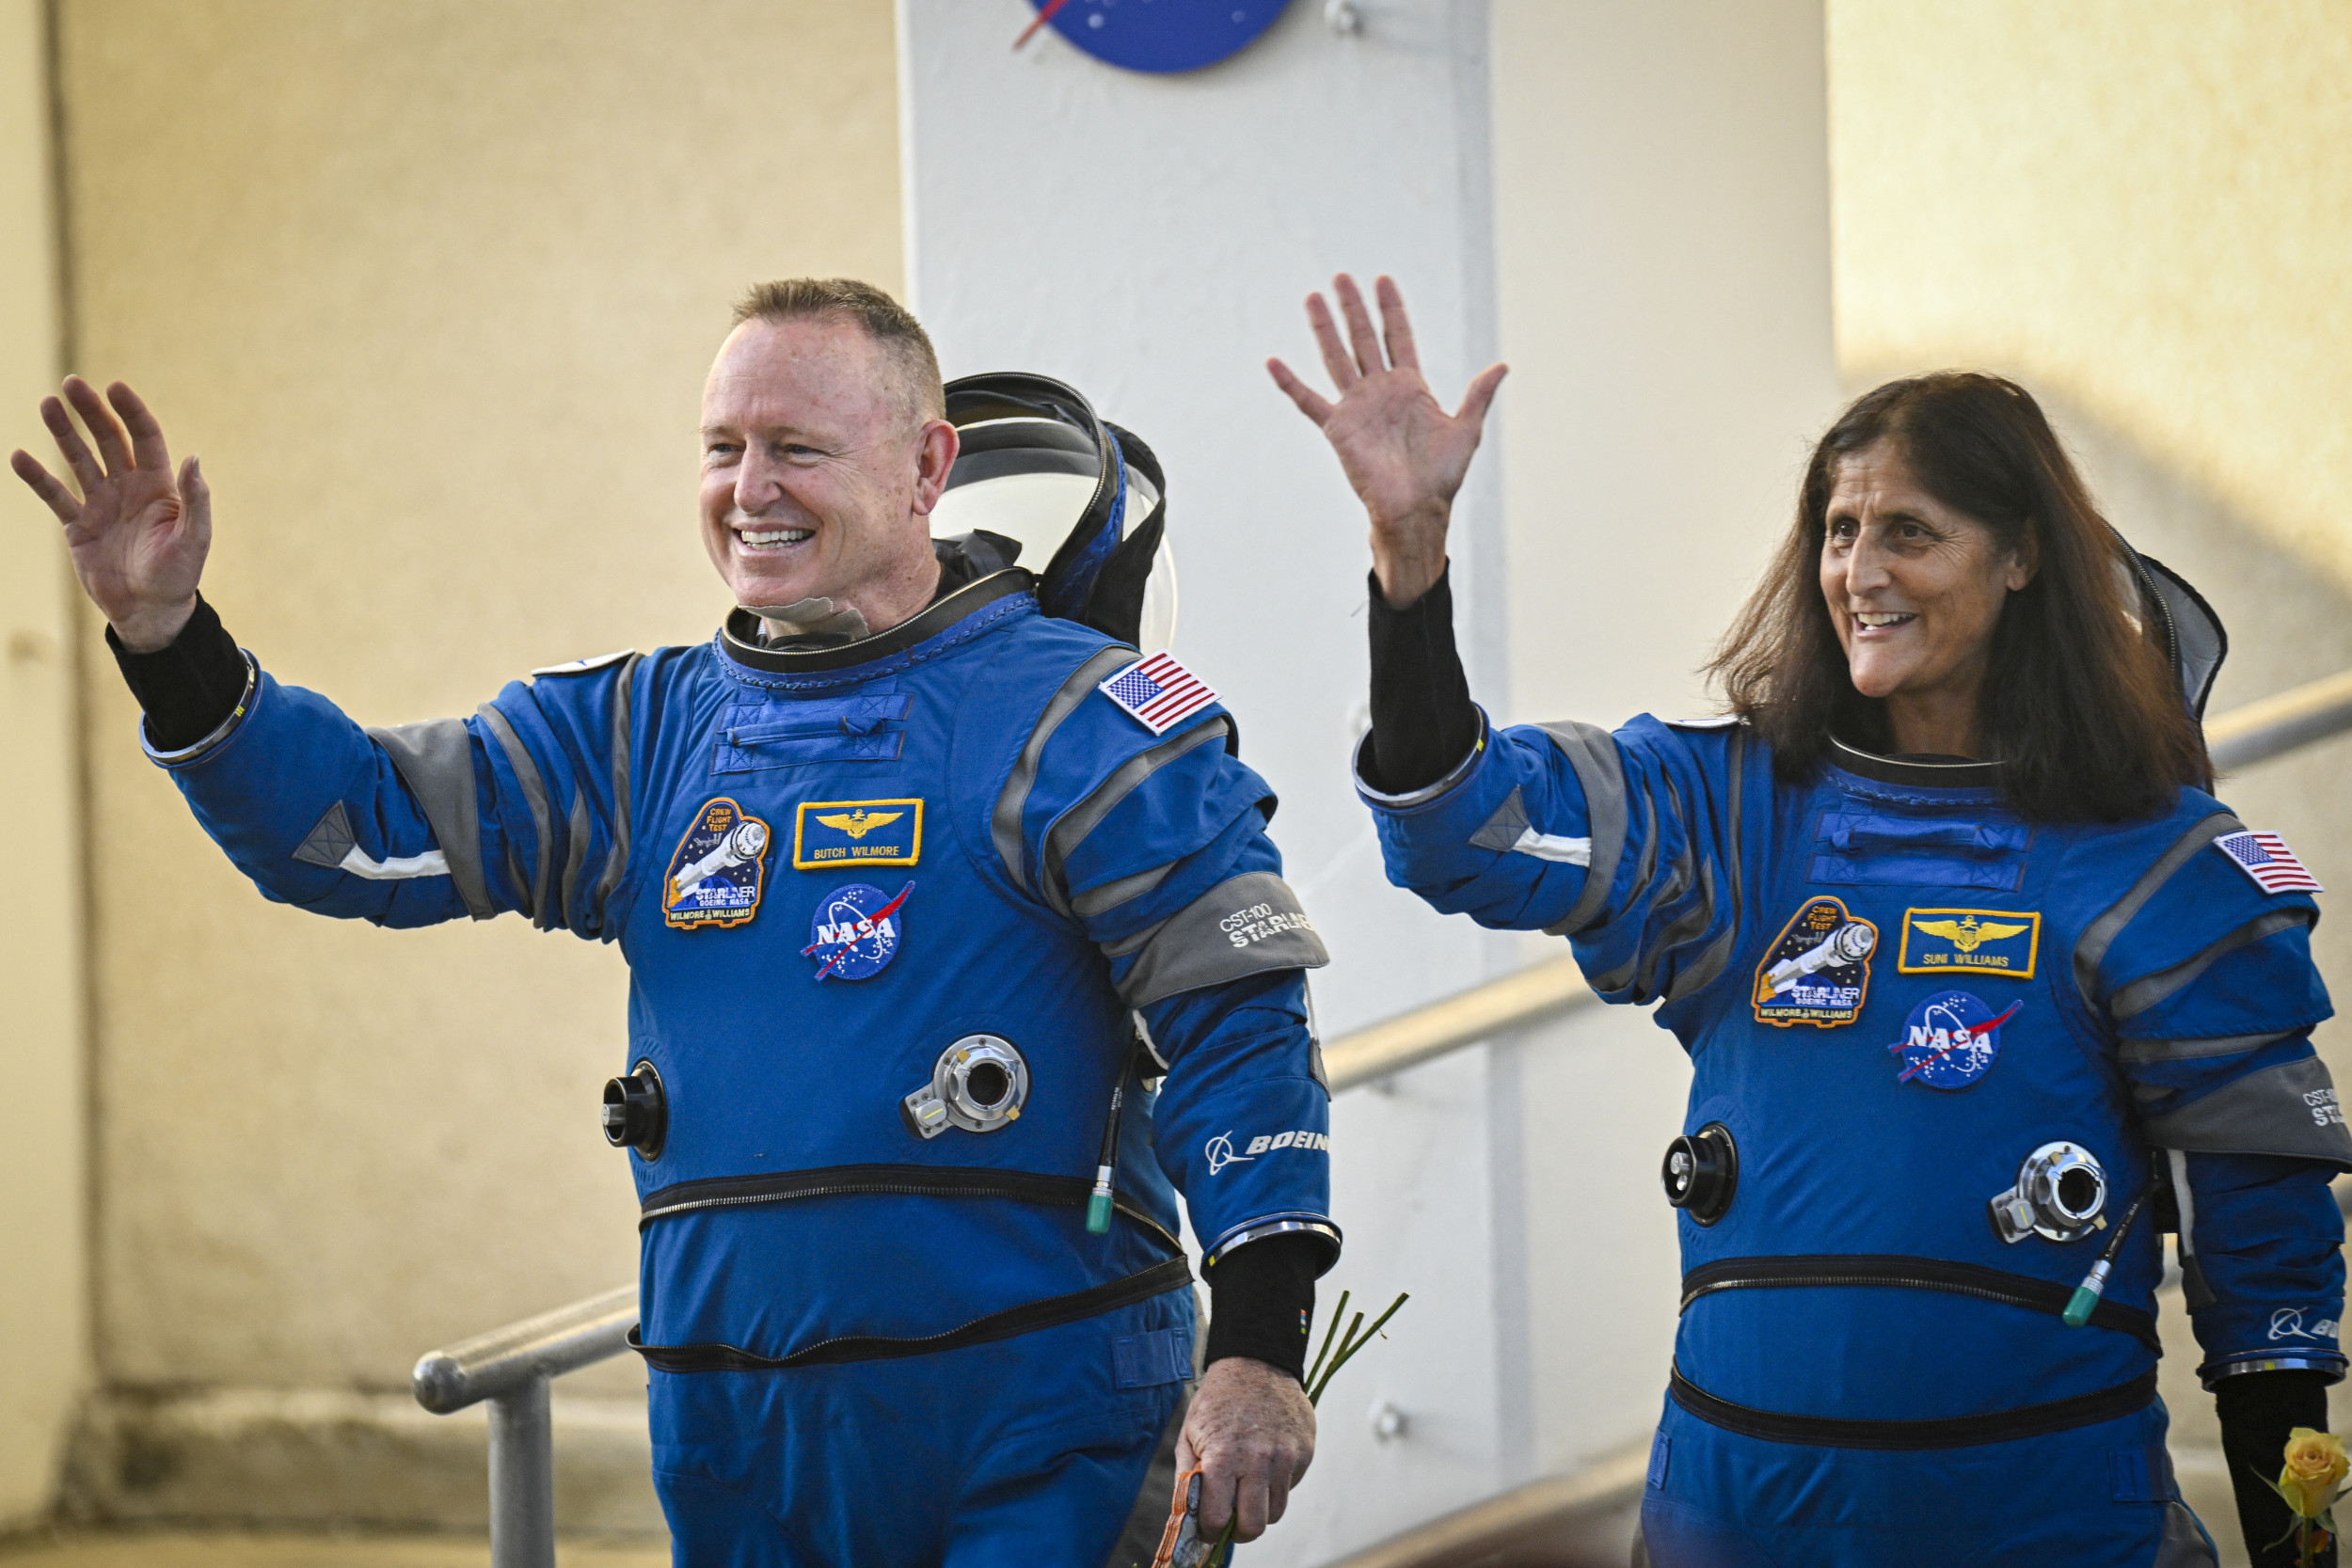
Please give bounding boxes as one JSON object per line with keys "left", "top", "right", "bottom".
{"left": 899, "top": 4, "right": 1514, "bottom": 1557}
{"left": 0, "top": 0, "right": 88, "bottom": 1529}
{"left": 1491, "top": 0, "right": 1838, "bottom": 1480}
{"left": 900, "top": 0, "right": 1836, "bottom": 1553}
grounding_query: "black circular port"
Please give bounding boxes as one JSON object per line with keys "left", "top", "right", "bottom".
{"left": 965, "top": 1061, "right": 1010, "bottom": 1108}
{"left": 1661, "top": 1123, "right": 1739, "bottom": 1226}
{"left": 1664, "top": 1147, "right": 1695, "bottom": 1202}
{"left": 600, "top": 1060, "right": 666, "bottom": 1160}
{"left": 2056, "top": 1164, "right": 2101, "bottom": 1217}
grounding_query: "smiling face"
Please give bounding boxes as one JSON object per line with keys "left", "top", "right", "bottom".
{"left": 698, "top": 314, "right": 955, "bottom": 632}
{"left": 1820, "top": 439, "right": 2036, "bottom": 754}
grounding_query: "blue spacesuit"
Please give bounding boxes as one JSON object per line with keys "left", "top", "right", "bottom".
{"left": 1360, "top": 707, "right": 2350, "bottom": 1567}
{"left": 146, "top": 562, "right": 1338, "bottom": 1566}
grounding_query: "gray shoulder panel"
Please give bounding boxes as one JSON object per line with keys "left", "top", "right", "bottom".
{"left": 1072, "top": 861, "right": 1177, "bottom": 920}
{"left": 475, "top": 705, "right": 555, "bottom": 927}
{"left": 1669, "top": 728, "right": 1750, "bottom": 1003}
{"left": 2074, "top": 812, "right": 2242, "bottom": 1002}
{"left": 1534, "top": 721, "right": 1628, "bottom": 938}
{"left": 1615, "top": 785, "right": 1663, "bottom": 912}
{"left": 1560, "top": 728, "right": 1745, "bottom": 1001}
{"left": 368, "top": 718, "right": 495, "bottom": 920}
{"left": 2144, "top": 1053, "right": 2352, "bottom": 1166}
{"left": 1116, "top": 870, "right": 1329, "bottom": 1008}
{"left": 589, "top": 653, "right": 644, "bottom": 918}
{"left": 1636, "top": 857, "right": 1716, "bottom": 1001}
{"left": 991, "top": 645, "right": 1139, "bottom": 893}
{"left": 2108, "top": 909, "right": 2312, "bottom": 1022}
{"left": 559, "top": 787, "right": 593, "bottom": 923}
{"left": 2117, "top": 1030, "right": 2299, "bottom": 1067}
{"left": 1042, "top": 718, "right": 1232, "bottom": 915}
{"left": 1663, "top": 864, "right": 1737, "bottom": 1003}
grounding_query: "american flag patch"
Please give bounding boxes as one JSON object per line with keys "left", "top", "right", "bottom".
{"left": 2214, "top": 831, "right": 2324, "bottom": 895}
{"left": 1099, "top": 651, "right": 1217, "bottom": 736}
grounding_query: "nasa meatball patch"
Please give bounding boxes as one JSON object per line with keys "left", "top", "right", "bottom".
{"left": 803, "top": 880, "right": 914, "bottom": 981}
{"left": 1886, "top": 990, "right": 2020, "bottom": 1089}
{"left": 1753, "top": 895, "right": 1878, "bottom": 1028}
{"left": 662, "top": 798, "right": 772, "bottom": 929}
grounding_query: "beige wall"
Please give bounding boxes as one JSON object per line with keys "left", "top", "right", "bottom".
{"left": 0, "top": 0, "right": 87, "bottom": 1528}
{"left": 1832, "top": 1, "right": 2352, "bottom": 592}
{"left": 50, "top": 0, "right": 900, "bottom": 1417}
{"left": 1830, "top": 0, "right": 2352, "bottom": 1068}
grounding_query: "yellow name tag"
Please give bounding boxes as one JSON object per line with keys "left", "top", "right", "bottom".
{"left": 1899, "top": 908, "right": 2041, "bottom": 979}
{"left": 794, "top": 799, "right": 924, "bottom": 869}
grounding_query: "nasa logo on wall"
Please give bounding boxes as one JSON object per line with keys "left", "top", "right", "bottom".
{"left": 803, "top": 880, "right": 914, "bottom": 982}
{"left": 1752, "top": 896, "right": 1877, "bottom": 1028}
{"left": 1886, "top": 990, "right": 2021, "bottom": 1089}
{"left": 1016, "top": 0, "right": 1292, "bottom": 75}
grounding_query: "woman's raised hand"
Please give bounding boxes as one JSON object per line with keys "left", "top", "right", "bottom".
{"left": 11, "top": 378, "right": 210, "bottom": 652}
{"left": 1267, "top": 274, "right": 1505, "bottom": 609}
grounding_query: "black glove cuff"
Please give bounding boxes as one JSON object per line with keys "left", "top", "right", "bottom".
{"left": 2217, "top": 1369, "right": 2337, "bottom": 1568}
{"left": 106, "top": 594, "right": 247, "bottom": 752}
{"left": 1202, "top": 1230, "right": 1320, "bottom": 1381}
{"left": 1361, "top": 563, "right": 1479, "bottom": 796}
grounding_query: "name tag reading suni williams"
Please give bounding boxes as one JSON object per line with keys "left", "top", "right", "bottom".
{"left": 1899, "top": 909, "right": 2041, "bottom": 979}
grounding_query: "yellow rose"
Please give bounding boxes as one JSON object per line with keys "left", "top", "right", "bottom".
{"left": 2279, "top": 1428, "right": 2350, "bottom": 1518}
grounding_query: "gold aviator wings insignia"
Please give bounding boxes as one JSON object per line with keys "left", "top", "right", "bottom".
{"left": 1915, "top": 916, "right": 2028, "bottom": 953}
{"left": 818, "top": 809, "right": 903, "bottom": 840}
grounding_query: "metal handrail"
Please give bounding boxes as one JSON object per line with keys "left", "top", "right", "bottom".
{"left": 413, "top": 664, "right": 2352, "bottom": 1566}
{"left": 1325, "top": 954, "right": 1594, "bottom": 1091}
{"left": 2206, "top": 668, "right": 2352, "bottom": 771}
{"left": 413, "top": 1284, "right": 638, "bottom": 1415}
{"left": 412, "top": 1284, "right": 638, "bottom": 1568}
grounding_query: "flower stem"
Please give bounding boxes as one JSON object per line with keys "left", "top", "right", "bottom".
{"left": 1306, "top": 1290, "right": 1350, "bottom": 1392}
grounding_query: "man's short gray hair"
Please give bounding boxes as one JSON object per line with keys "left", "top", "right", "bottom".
{"left": 731, "top": 278, "right": 946, "bottom": 427}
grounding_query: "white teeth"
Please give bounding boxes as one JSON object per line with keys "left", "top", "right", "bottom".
{"left": 739, "top": 528, "right": 811, "bottom": 546}
{"left": 1855, "top": 612, "right": 1915, "bottom": 627}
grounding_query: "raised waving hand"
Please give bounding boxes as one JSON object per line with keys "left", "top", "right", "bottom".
{"left": 1266, "top": 273, "right": 1505, "bottom": 608}
{"left": 12, "top": 377, "right": 210, "bottom": 652}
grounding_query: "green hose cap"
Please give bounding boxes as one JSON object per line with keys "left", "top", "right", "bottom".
{"left": 1086, "top": 1192, "right": 1113, "bottom": 1235}
{"left": 2062, "top": 1284, "right": 2099, "bottom": 1328}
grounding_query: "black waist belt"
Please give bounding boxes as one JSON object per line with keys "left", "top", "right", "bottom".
{"left": 639, "top": 1164, "right": 1182, "bottom": 1253}
{"left": 1680, "top": 1254, "right": 2164, "bottom": 1356}
{"left": 1670, "top": 1364, "right": 2157, "bottom": 1450}
{"left": 632, "top": 1256, "right": 1194, "bottom": 1373}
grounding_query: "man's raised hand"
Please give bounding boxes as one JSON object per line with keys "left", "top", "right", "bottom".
{"left": 1266, "top": 274, "right": 1505, "bottom": 609}
{"left": 12, "top": 378, "right": 210, "bottom": 652}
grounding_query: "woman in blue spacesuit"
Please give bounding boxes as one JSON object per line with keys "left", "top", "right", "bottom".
{"left": 1270, "top": 274, "right": 2348, "bottom": 1568}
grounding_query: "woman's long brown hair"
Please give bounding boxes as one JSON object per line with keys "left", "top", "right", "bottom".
{"left": 1708, "top": 372, "right": 2210, "bottom": 822}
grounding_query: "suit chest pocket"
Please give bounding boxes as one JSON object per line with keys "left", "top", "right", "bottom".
{"left": 712, "top": 691, "right": 912, "bottom": 773}
{"left": 1808, "top": 808, "right": 2030, "bottom": 892}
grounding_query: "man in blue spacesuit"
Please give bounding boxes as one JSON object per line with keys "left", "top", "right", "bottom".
{"left": 1270, "top": 274, "right": 2349, "bottom": 1566}
{"left": 14, "top": 278, "right": 1338, "bottom": 1565}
